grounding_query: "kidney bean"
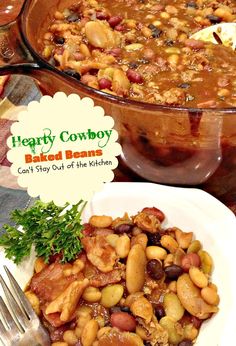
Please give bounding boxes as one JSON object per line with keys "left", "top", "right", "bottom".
{"left": 127, "top": 69, "right": 143, "bottom": 83}
{"left": 108, "top": 48, "right": 122, "bottom": 57}
{"left": 96, "top": 11, "right": 110, "bottom": 20}
{"left": 155, "top": 304, "right": 165, "bottom": 320}
{"left": 98, "top": 78, "right": 112, "bottom": 90}
{"left": 178, "top": 340, "right": 193, "bottom": 346}
{"left": 142, "top": 207, "right": 165, "bottom": 222}
{"left": 108, "top": 16, "right": 123, "bottom": 28}
{"left": 147, "top": 259, "right": 164, "bottom": 280}
{"left": 164, "top": 265, "right": 183, "bottom": 280}
{"left": 184, "top": 39, "right": 205, "bottom": 50}
{"left": 110, "top": 312, "right": 136, "bottom": 331}
{"left": 114, "top": 224, "right": 132, "bottom": 234}
{"left": 115, "top": 24, "right": 125, "bottom": 31}
{"left": 181, "top": 253, "right": 201, "bottom": 272}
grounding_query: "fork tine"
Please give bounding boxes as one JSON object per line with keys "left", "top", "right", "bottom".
{"left": 0, "top": 275, "right": 28, "bottom": 332}
{"left": 0, "top": 296, "right": 19, "bottom": 332}
{"left": 0, "top": 273, "right": 28, "bottom": 331}
{"left": 3, "top": 266, "right": 38, "bottom": 321}
{"left": 0, "top": 319, "right": 11, "bottom": 346}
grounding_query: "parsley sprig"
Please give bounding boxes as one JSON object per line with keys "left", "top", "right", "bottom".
{"left": 0, "top": 200, "right": 86, "bottom": 264}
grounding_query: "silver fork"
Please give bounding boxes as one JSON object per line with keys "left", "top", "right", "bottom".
{"left": 0, "top": 265, "right": 51, "bottom": 346}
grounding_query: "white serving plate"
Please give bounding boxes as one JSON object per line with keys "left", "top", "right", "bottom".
{"left": 1, "top": 182, "right": 236, "bottom": 346}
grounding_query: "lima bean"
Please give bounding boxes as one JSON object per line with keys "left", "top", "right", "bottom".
{"left": 100, "top": 284, "right": 124, "bottom": 308}
{"left": 163, "top": 293, "right": 184, "bottom": 321}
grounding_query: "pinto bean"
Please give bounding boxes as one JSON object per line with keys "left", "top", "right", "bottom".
{"left": 184, "top": 39, "right": 205, "bottom": 50}
{"left": 142, "top": 207, "right": 165, "bottom": 222}
{"left": 181, "top": 253, "right": 201, "bottom": 272}
{"left": 110, "top": 312, "right": 136, "bottom": 331}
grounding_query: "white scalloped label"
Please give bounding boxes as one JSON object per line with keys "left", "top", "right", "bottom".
{"left": 7, "top": 92, "right": 122, "bottom": 206}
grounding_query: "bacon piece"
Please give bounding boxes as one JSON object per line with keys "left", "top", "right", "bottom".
{"left": 84, "top": 261, "right": 124, "bottom": 287}
{"left": 41, "top": 306, "right": 78, "bottom": 328}
{"left": 82, "top": 223, "right": 95, "bottom": 237}
{"left": 30, "top": 262, "right": 84, "bottom": 303}
{"left": 45, "top": 279, "right": 89, "bottom": 322}
{"left": 82, "top": 236, "right": 117, "bottom": 272}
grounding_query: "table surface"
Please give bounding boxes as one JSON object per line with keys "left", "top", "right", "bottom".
{"left": 0, "top": 0, "right": 236, "bottom": 218}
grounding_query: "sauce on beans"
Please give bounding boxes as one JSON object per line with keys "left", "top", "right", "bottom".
{"left": 41, "top": 0, "right": 236, "bottom": 108}
{"left": 26, "top": 207, "right": 219, "bottom": 346}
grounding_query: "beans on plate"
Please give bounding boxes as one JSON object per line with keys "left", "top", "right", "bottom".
{"left": 26, "top": 206, "right": 219, "bottom": 345}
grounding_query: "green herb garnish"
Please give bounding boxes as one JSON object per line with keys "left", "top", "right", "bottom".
{"left": 0, "top": 200, "right": 86, "bottom": 264}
